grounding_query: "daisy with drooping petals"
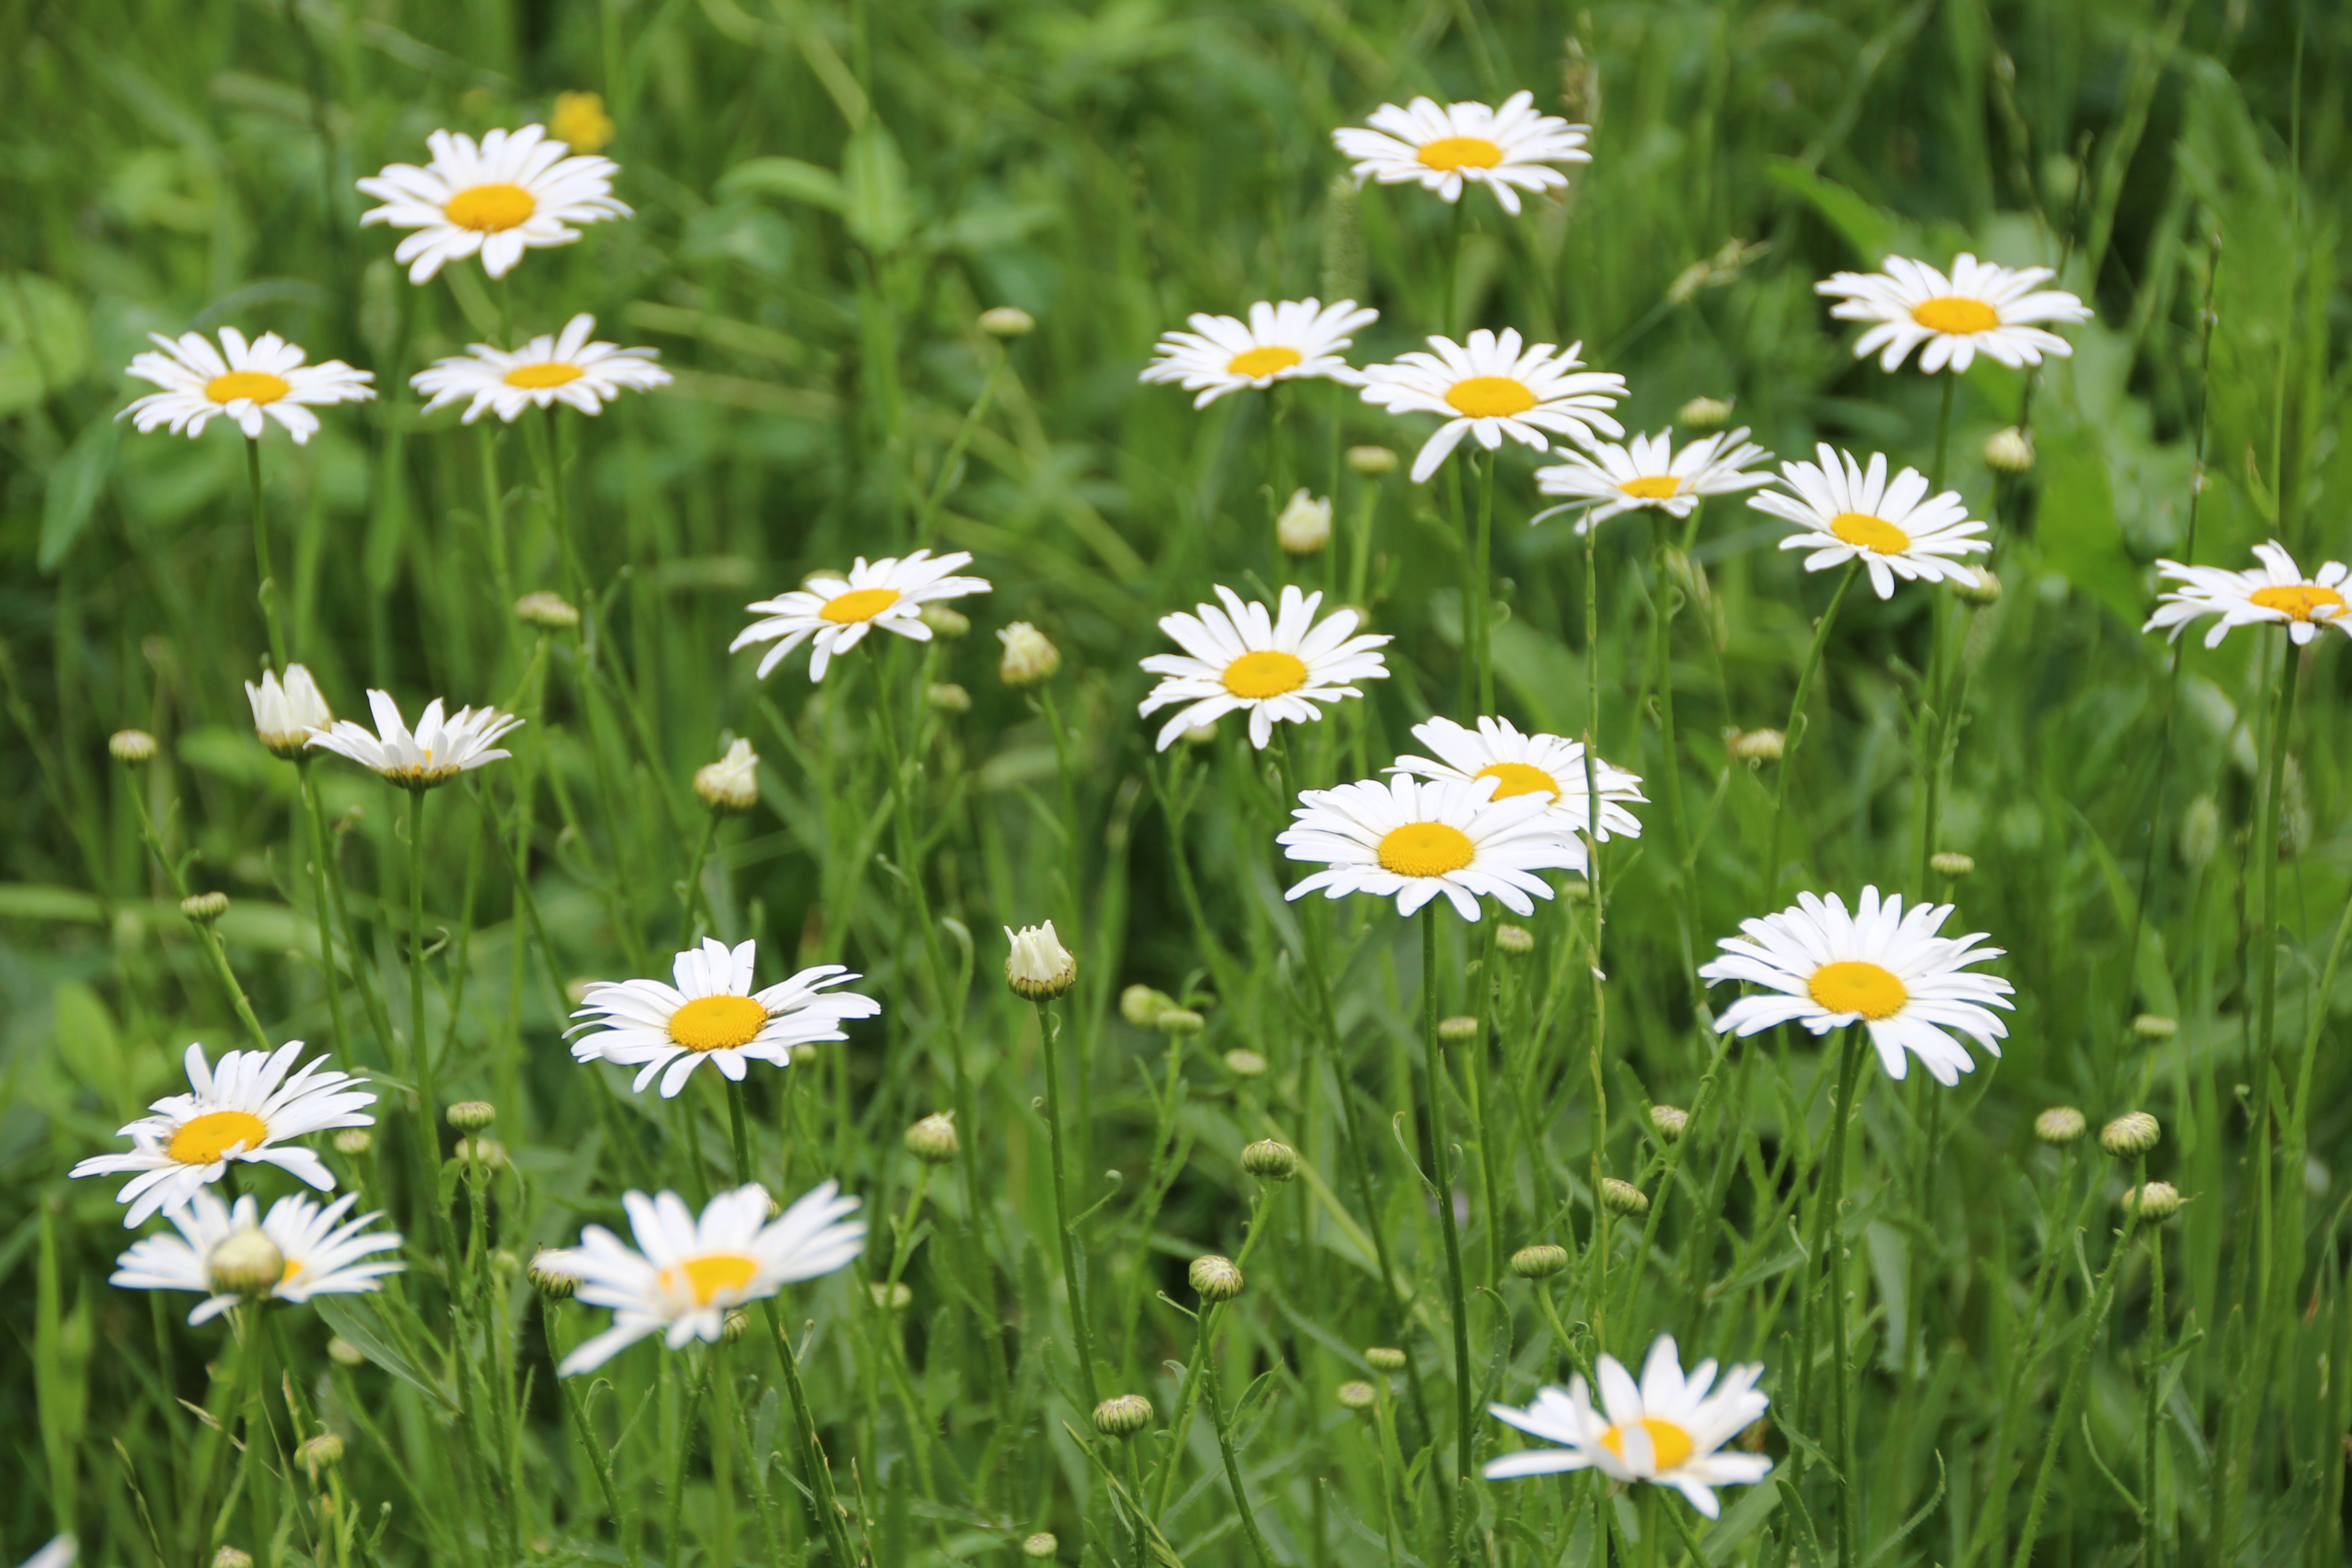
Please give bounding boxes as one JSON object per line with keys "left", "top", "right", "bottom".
{"left": 245, "top": 664, "right": 334, "bottom": 759}
{"left": 1137, "top": 584, "right": 1390, "bottom": 752}
{"left": 1139, "top": 299, "right": 1378, "bottom": 407}
{"left": 307, "top": 690, "right": 523, "bottom": 786}
{"left": 1817, "top": 254, "right": 2092, "bottom": 374}
{"left": 1485, "top": 1334, "right": 1772, "bottom": 1519}
{"left": 558, "top": 1182, "right": 866, "bottom": 1375}
{"left": 70, "top": 1042, "right": 377, "bottom": 1227}
{"left": 111, "top": 1189, "right": 403, "bottom": 1325}
{"left": 568, "top": 938, "right": 881, "bottom": 1099}
{"left": 1699, "top": 887, "right": 2014, "bottom": 1086}
{"left": 732, "top": 550, "right": 990, "bottom": 681}
{"left": 120, "top": 329, "right": 374, "bottom": 445}
{"left": 412, "top": 314, "right": 671, "bottom": 423}
{"left": 1280, "top": 774, "right": 1585, "bottom": 921}
{"left": 2144, "top": 541, "right": 2351, "bottom": 648}
{"left": 1533, "top": 427, "right": 1774, "bottom": 533}
{"left": 1748, "top": 445, "right": 1989, "bottom": 600}
{"left": 1357, "top": 330, "right": 1625, "bottom": 483}
{"left": 1333, "top": 91, "right": 1590, "bottom": 215}
{"left": 1387, "top": 715, "right": 1643, "bottom": 861}
{"left": 358, "top": 125, "right": 629, "bottom": 283}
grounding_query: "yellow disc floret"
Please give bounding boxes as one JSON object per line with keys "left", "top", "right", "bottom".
{"left": 666, "top": 994, "right": 770, "bottom": 1052}
{"left": 1227, "top": 346, "right": 1303, "bottom": 379}
{"left": 168, "top": 1109, "right": 270, "bottom": 1165}
{"left": 1445, "top": 377, "right": 1537, "bottom": 419}
{"left": 1377, "top": 821, "right": 1477, "bottom": 878}
{"left": 1617, "top": 476, "right": 1683, "bottom": 500}
{"left": 1807, "top": 960, "right": 1908, "bottom": 1020}
{"left": 2249, "top": 583, "right": 2346, "bottom": 622}
{"left": 667, "top": 1252, "right": 760, "bottom": 1305}
{"left": 1416, "top": 136, "right": 1505, "bottom": 172}
{"left": 505, "top": 363, "right": 586, "bottom": 389}
{"left": 1910, "top": 297, "right": 2000, "bottom": 335}
{"left": 819, "top": 587, "right": 902, "bottom": 625}
{"left": 1221, "top": 650, "right": 1308, "bottom": 699}
{"left": 1598, "top": 1416, "right": 1695, "bottom": 1471}
{"left": 206, "top": 371, "right": 291, "bottom": 406}
{"left": 1473, "top": 762, "right": 1559, "bottom": 801}
{"left": 444, "top": 182, "right": 538, "bottom": 232}
{"left": 1829, "top": 512, "right": 1911, "bottom": 554}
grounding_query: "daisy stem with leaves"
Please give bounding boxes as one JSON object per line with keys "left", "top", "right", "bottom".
{"left": 1763, "top": 562, "right": 1861, "bottom": 906}
{"left": 1419, "top": 906, "right": 1476, "bottom": 1541}
{"left": 1808, "top": 1024, "right": 1867, "bottom": 1568}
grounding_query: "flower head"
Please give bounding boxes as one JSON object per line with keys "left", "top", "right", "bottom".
{"left": 570, "top": 938, "right": 879, "bottom": 1099}
{"left": 358, "top": 125, "right": 629, "bottom": 283}
{"left": 1139, "top": 298, "right": 1377, "bottom": 407}
{"left": 549, "top": 92, "right": 615, "bottom": 155}
{"left": 1817, "top": 254, "right": 2091, "bottom": 373}
{"left": 997, "top": 622, "right": 1061, "bottom": 687}
{"left": 306, "top": 690, "right": 522, "bottom": 786}
{"left": 120, "top": 330, "right": 374, "bottom": 445}
{"left": 1387, "top": 715, "right": 1642, "bottom": 860}
{"left": 245, "top": 665, "right": 333, "bottom": 759}
{"left": 1333, "top": 91, "right": 1589, "bottom": 215}
{"left": 1137, "top": 585, "right": 1389, "bottom": 751}
{"left": 731, "top": 550, "right": 990, "bottom": 681}
{"left": 694, "top": 739, "right": 761, "bottom": 814}
{"left": 1357, "top": 330, "right": 1624, "bottom": 484}
{"left": 111, "top": 1189, "right": 402, "bottom": 1324}
{"left": 1276, "top": 490, "right": 1334, "bottom": 555}
{"left": 1748, "top": 444, "right": 1988, "bottom": 600}
{"left": 1534, "top": 428, "right": 1774, "bottom": 533}
{"left": 2143, "top": 542, "right": 2350, "bottom": 648}
{"left": 1280, "top": 774, "right": 1586, "bottom": 921}
{"left": 1005, "top": 921, "right": 1078, "bottom": 1001}
{"left": 411, "top": 314, "right": 669, "bottom": 423}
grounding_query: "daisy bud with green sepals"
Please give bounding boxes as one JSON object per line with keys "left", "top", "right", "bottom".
{"left": 1677, "top": 396, "right": 1735, "bottom": 430}
{"left": 2123, "top": 1181, "right": 2184, "bottom": 1220}
{"left": 445, "top": 1100, "right": 497, "bottom": 1131}
{"left": 1365, "top": 1346, "right": 1407, "bottom": 1372}
{"left": 515, "top": 591, "right": 580, "bottom": 630}
{"left": 1240, "top": 1139, "right": 1298, "bottom": 1181}
{"left": 1952, "top": 566, "right": 2004, "bottom": 607}
{"left": 111, "top": 729, "right": 158, "bottom": 764}
{"left": 1437, "top": 1015, "right": 1480, "bottom": 1043}
{"left": 214, "top": 1548, "right": 256, "bottom": 1568}
{"left": 926, "top": 682, "right": 972, "bottom": 714}
{"left": 919, "top": 604, "right": 971, "bottom": 639}
{"left": 492, "top": 1249, "right": 521, "bottom": 1279}
{"left": 1510, "top": 1243, "right": 1570, "bottom": 1279}
{"left": 299, "top": 1432, "right": 345, "bottom": 1480}
{"left": 721, "top": 1309, "right": 750, "bottom": 1343}
{"left": 2132, "top": 1014, "right": 2178, "bottom": 1041}
{"left": 1222, "top": 1048, "right": 1267, "bottom": 1077}
{"left": 1600, "top": 1178, "right": 1649, "bottom": 1216}
{"left": 871, "top": 1281, "right": 912, "bottom": 1311}
{"left": 1276, "top": 489, "right": 1334, "bottom": 556}
{"left": 1496, "top": 923, "right": 1534, "bottom": 956}
{"left": 1650, "top": 1105, "right": 1690, "bottom": 1142}
{"left": 1931, "top": 851, "right": 1975, "bottom": 878}
{"left": 327, "top": 1336, "right": 365, "bottom": 1367}
{"left": 1982, "top": 426, "right": 2036, "bottom": 473}
{"left": 1021, "top": 1535, "right": 1058, "bottom": 1560}
{"left": 245, "top": 665, "right": 334, "bottom": 758}
{"left": 905, "top": 1112, "right": 959, "bottom": 1164}
{"left": 1093, "top": 1393, "right": 1153, "bottom": 1438}
{"left": 695, "top": 738, "right": 760, "bottom": 815}
{"left": 333, "top": 1128, "right": 372, "bottom": 1156}
{"left": 979, "top": 306, "right": 1035, "bottom": 338}
{"left": 208, "top": 1226, "right": 288, "bottom": 1296}
{"left": 529, "top": 1249, "right": 583, "bottom": 1299}
{"left": 1190, "top": 1254, "right": 1245, "bottom": 1301}
{"left": 997, "top": 622, "right": 1061, "bottom": 688}
{"left": 1120, "top": 985, "right": 1176, "bottom": 1027}
{"left": 2034, "top": 1107, "right": 2087, "bottom": 1145}
{"left": 182, "top": 892, "right": 230, "bottom": 923}
{"left": 1727, "top": 728, "right": 1784, "bottom": 763}
{"left": 1156, "top": 1008, "right": 1205, "bottom": 1036}
{"left": 1337, "top": 1381, "right": 1377, "bottom": 1410}
{"left": 1004, "top": 921, "right": 1077, "bottom": 1001}
{"left": 2102, "top": 1111, "right": 2160, "bottom": 1156}
{"left": 1347, "top": 444, "right": 1398, "bottom": 477}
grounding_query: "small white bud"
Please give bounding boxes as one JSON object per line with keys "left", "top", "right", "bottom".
{"left": 694, "top": 739, "right": 761, "bottom": 814}
{"left": 1004, "top": 921, "right": 1077, "bottom": 1000}
{"left": 1982, "top": 426, "right": 2036, "bottom": 473}
{"left": 996, "top": 622, "right": 1061, "bottom": 688}
{"left": 980, "top": 307, "right": 1036, "bottom": 338}
{"left": 245, "top": 664, "right": 334, "bottom": 759}
{"left": 1275, "top": 489, "right": 1333, "bottom": 556}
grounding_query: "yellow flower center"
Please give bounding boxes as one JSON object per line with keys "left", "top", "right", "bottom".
{"left": 1829, "top": 512, "right": 1911, "bottom": 554}
{"left": 1910, "top": 297, "right": 2000, "bottom": 335}
{"left": 1598, "top": 1416, "right": 1696, "bottom": 1471}
{"left": 1808, "top": 960, "right": 1909, "bottom": 1020}
{"left": 664, "top": 1252, "right": 761, "bottom": 1306}
{"left": 1227, "top": 345, "right": 1303, "bottom": 379}
{"left": 168, "top": 1110, "right": 270, "bottom": 1165}
{"left": 443, "top": 182, "right": 538, "bottom": 232}
{"left": 2249, "top": 583, "right": 2346, "bottom": 622}
{"left": 282, "top": 1258, "right": 306, "bottom": 1284}
{"left": 1377, "top": 821, "right": 1477, "bottom": 878}
{"left": 1445, "top": 376, "right": 1537, "bottom": 419}
{"left": 1221, "top": 650, "right": 1308, "bottom": 699}
{"left": 205, "top": 371, "right": 291, "bottom": 406}
{"left": 667, "top": 994, "right": 770, "bottom": 1052}
{"left": 1417, "top": 136, "right": 1505, "bottom": 172}
{"left": 819, "top": 587, "right": 902, "bottom": 624}
{"left": 505, "top": 362, "right": 585, "bottom": 389}
{"left": 1618, "top": 475, "right": 1683, "bottom": 500}
{"left": 1473, "top": 761, "right": 1559, "bottom": 801}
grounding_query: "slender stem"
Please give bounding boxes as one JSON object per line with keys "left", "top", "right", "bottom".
{"left": 1474, "top": 452, "right": 1495, "bottom": 714}
{"left": 405, "top": 786, "right": 446, "bottom": 1258}
{"left": 1647, "top": 521, "right": 1701, "bottom": 993}
{"left": 249, "top": 439, "right": 288, "bottom": 671}
{"left": 2009, "top": 1209, "right": 2142, "bottom": 1568}
{"left": 1763, "top": 563, "right": 1860, "bottom": 906}
{"left": 681, "top": 812, "right": 719, "bottom": 943}
{"left": 294, "top": 760, "right": 353, "bottom": 1058}
{"left": 125, "top": 782, "right": 272, "bottom": 1052}
{"left": 727, "top": 1083, "right": 755, "bottom": 1187}
{"left": 1928, "top": 372, "right": 1957, "bottom": 493}
{"left": 1034, "top": 997, "right": 1101, "bottom": 1409}
{"left": 1422, "top": 907, "right": 1475, "bottom": 1558}
{"left": 1582, "top": 519, "right": 1610, "bottom": 1352}
{"left": 915, "top": 344, "right": 1006, "bottom": 534}
{"left": 1204, "top": 1339, "right": 1278, "bottom": 1568}
{"left": 762, "top": 1304, "right": 860, "bottom": 1568}
{"left": 1812, "top": 1027, "right": 1866, "bottom": 1568}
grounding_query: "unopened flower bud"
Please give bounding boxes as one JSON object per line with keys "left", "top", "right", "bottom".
{"left": 246, "top": 665, "right": 333, "bottom": 758}
{"left": 1156, "top": 1008, "right": 1205, "bottom": 1036}
{"left": 1121, "top": 985, "right": 1176, "bottom": 1027}
{"left": 2179, "top": 795, "right": 2220, "bottom": 872}
{"left": 515, "top": 591, "right": 579, "bottom": 630}
{"left": 207, "top": 1227, "right": 286, "bottom": 1296}
{"left": 1336, "top": 1380, "right": 1377, "bottom": 1410}
{"left": 926, "top": 681, "right": 972, "bottom": 714}
{"left": 1952, "top": 566, "right": 2003, "bottom": 606}
{"left": 905, "top": 1112, "right": 960, "bottom": 1164}
{"left": 1437, "top": 1015, "right": 1479, "bottom": 1043}
{"left": 181, "top": 892, "right": 230, "bottom": 923}
{"left": 214, "top": 1548, "right": 255, "bottom": 1568}
{"left": 2102, "top": 1112, "right": 2160, "bottom": 1156}
{"left": 1676, "top": 396, "right": 1735, "bottom": 430}
{"left": 980, "top": 307, "right": 1036, "bottom": 339}
{"left": 1189, "top": 1254, "right": 1245, "bottom": 1301}
{"left": 111, "top": 728, "right": 158, "bottom": 763}
{"left": 1600, "top": 1178, "right": 1649, "bottom": 1216}
{"left": 1930, "top": 851, "right": 1975, "bottom": 878}
{"left": 694, "top": 739, "right": 760, "bottom": 814}
{"left": 870, "top": 1281, "right": 912, "bottom": 1311}
{"left": 1983, "top": 426, "right": 2035, "bottom": 473}
{"left": 1181, "top": 723, "right": 1218, "bottom": 746}
{"left": 1276, "top": 489, "right": 1333, "bottom": 556}
{"left": 1496, "top": 924, "right": 1534, "bottom": 956}
{"left": 528, "top": 1250, "right": 581, "bottom": 1300}
{"left": 1650, "top": 1105, "right": 1690, "bottom": 1143}
{"left": 299, "top": 1432, "right": 345, "bottom": 1480}
{"left": 2122, "top": 1181, "right": 2183, "bottom": 1220}
{"left": 1222, "top": 1048, "right": 1267, "bottom": 1077}
{"left": 1728, "top": 728, "right": 1784, "bottom": 763}
{"left": 997, "top": 622, "right": 1061, "bottom": 688}
{"left": 1346, "top": 445, "right": 1397, "bottom": 477}
{"left": 1510, "top": 1243, "right": 1571, "bottom": 1279}
{"left": 1004, "top": 921, "right": 1077, "bottom": 1000}
{"left": 919, "top": 604, "right": 970, "bottom": 639}
{"left": 327, "top": 1336, "right": 365, "bottom": 1367}
{"left": 2034, "top": 1107, "right": 2087, "bottom": 1145}
{"left": 333, "top": 1128, "right": 373, "bottom": 1156}
{"left": 721, "top": 1309, "right": 750, "bottom": 1343}
{"left": 1240, "top": 1140, "right": 1298, "bottom": 1181}
{"left": 1364, "top": 1346, "right": 1407, "bottom": 1372}
{"left": 1093, "top": 1393, "right": 1153, "bottom": 1437}
{"left": 446, "top": 1100, "right": 497, "bottom": 1131}
{"left": 2131, "top": 1014, "right": 2178, "bottom": 1041}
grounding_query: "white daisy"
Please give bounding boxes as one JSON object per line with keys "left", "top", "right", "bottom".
{"left": 1387, "top": 715, "right": 1643, "bottom": 863}
{"left": 558, "top": 1181, "right": 866, "bottom": 1375}
{"left": 69, "top": 1042, "right": 377, "bottom": 1227}
{"left": 1533, "top": 427, "right": 1775, "bottom": 533}
{"left": 1137, "top": 584, "right": 1390, "bottom": 752}
{"left": 110, "top": 1189, "right": 403, "bottom": 1325}
{"left": 411, "top": 314, "right": 671, "bottom": 423}
{"left": 568, "top": 938, "right": 881, "bottom": 1099}
{"left": 1816, "top": 254, "right": 2092, "bottom": 374}
{"left": 2144, "top": 541, "right": 2351, "bottom": 648}
{"left": 245, "top": 663, "right": 333, "bottom": 759}
{"left": 119, "top": 329, "right": 375, "bottom": 445}
{"left": 1332, "top": 91, "right": 1590, "bottom": 215}
{"left": 1357, "top": 330, "right": 1625, "bottom": 484}
{"left": 1485, "top": 1334, "right": 1772, "bottom": 1519}
{"left": 1699, "top": 887, "right": 2015, "bottom": 1086}
{"left": 357, "top": 125, "right": 629, "bottom": 283}
{"left": 306, "top": 689, "right": 523, "bottom": 786}
{"left": 1279, "top": 774, "right": 1584, "bottom": 921}
{"left": 1748, "top": 444, "right": 1989, "bottom": 601}
{"left": 731, "top": 550, "right": 990, "bottom": 681}
{"left": 1138, "top": 298, "right": 1378, "bottom": 407}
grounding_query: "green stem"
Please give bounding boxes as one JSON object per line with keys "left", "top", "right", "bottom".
{"left": 249, "top": 439, "right": 288, "bottom": 672}
{"left": 1204, "top": 1341, "right": 1278, "bottom": 1568}
{"left": 1582, "top": 519, "right": 1610, "bottom": 1353}
{"left": 1763, "top": 563, "right": 1860, "bottom": 906}
{"left": 681, "top": 811, "right": 719, "bottom": 944}
{"left": 405, "top": 786, "right": 446, "bottom": 1258}
{"left": 125, "top": 782, "right": 272, "bottom": 1052}
{"left": 1422, "top": 906, "right": 1475, "bottom": 1558}
{"left": 762, "top": 1303, "right": 860, "bottom": 1568}
{"left": 1034, "top": 997, "right": 1101, "bottom": 1410}
{"left": 1812, "top": 1027, "right": 1866, "bottom": 1568}
{"left": 2009, "top": 1209, "right": 2142, "bottom": 1568}
{"left": 294, "top": 760, "right": 353, "bottom": 1058}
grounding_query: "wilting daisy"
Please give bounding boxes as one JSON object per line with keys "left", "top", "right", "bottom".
{"left": 245, "top": 664, "right": 333, "bottom": 759}
{"left": 1699, "top": 887, "right": 2014, "bottom": 1085}
{"left": 412, "top": 314, "right": 671, "bottom": 423}
{"left": 1357, "top": 330, "right": 1624, "bottom": 483}
{"left": 1748, "top": 445, "right": 1988, "bottom": 600}
{"left": 307, "top": 690, "right": 523, "bottom": 786}
{"left": 732, "top": 550, "right": 990, "bottom": 681}
{"left": 1332, "top": 91, "right": 1589, "bottom": 215}
{"left": 2144, "top": 541, "right": 2351, "bottom": 648}
{"left": 558, "top": 1182, "right": 866, "bottom": 1374}
{"left": 358, "top": 125, "right": 629, "bottom": 283}
{"left": 120, "top": 329, "right": 374, "bottom": 445}
{"left": 1138, "top": 298, "right": 1378, "bottom": 407}
{"left": 1280, "top": 774, "right": 1585, "bottom": 921}
{"left": 1817, "top": 254, "right": 2092, "bottom": 374}
{"left": 70, "top": 1042, "right": 377, "bottom": 1226}
{"left": 111, "top": 1189, "right": 402, "bottom": 1325}
{"left": 568, "top": 938, "right": 880, "bottom": 1098}
{"left": 1485, "top": 1334, "right": 1772, "bottom": 1519}
{"left": 1387, "top": 715, "right": 1642, "bottom": 862}
{"left": 1533, "top": 428, "right": 1774, "bottom": 533}
{"left": 1137, "top": 584, "right": 1390, "bottom": 751}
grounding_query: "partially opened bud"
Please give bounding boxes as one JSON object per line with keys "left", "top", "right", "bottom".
{"left": 1276, "top": 490, "right": 1333, "bottom": 556}
{"left": 1676, "top": 396, "right": 1734, "bottom": 430}
{"left": 980, "top": 307, "right": 1036, "bottom": 339}
{"left": 1004, "top": 921, "right": 1077, "bottom": 1000}
{"left": 695, "top": 739, "right": 761, "bottom": 814}
{"left": 1983, "top": 426, "right": 2035, "bottom": 473}
{"left": 1952, "top": 566, "right": 2004, "bottom": 607}
{"left": 299, "top": 1432, "right": 345, "bottom": 1480}
{"left": 905, "top": 1112, "right": 960, "bottom": 1164}
{"left": 997, "top": 622, "right": 1061, "bottom": 688}
{"left": 246, "top": 665, "right": 334, "bottom": 758}
{"left": 111, "top": 729, "right": 158, "bottom": 763}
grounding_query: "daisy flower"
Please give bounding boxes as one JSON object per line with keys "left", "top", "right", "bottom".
{"left": 1698, "top": 887, "right": 2015, "bottom": 1086}
{"left": 568, "top": 938, "right": 881, "bottom": 1099}
{"left": 245, "top": 663, "right": 333, "bottom": 759}
{"left": 1357, "top": 330, "right": 1625, "bottom": 484}
{"left": 558, "top": 1181, "right": 866, "bottom": 1375}
{"left": 70, "top": 1042, "right": 377, "bottom": 1227}
{"left": 1387, "top": 715, "right": 1643, "bottom": 862}
{"left": 307, "top": 690, "right": 523, "bottom": 786}
{"left": 1817, "top": 254, "right": 2092, "bottom": 374}
{"left": 119, "top": 329, "right": 374, "bottom": 445}
{"left": 1137, "top": 584, "right": 1390, "bottom": 751}
{"left": 1333, "top": 90, "right": 1590, "bottom": 215}
{"left": 2144, "top": 541, "right": 2351, "bottom": 648}
{"left": 358, "top": 125, "right": 629, "bottom": 283}
{"left": 731, "top": 550, "right": 990, "bottom": 681}
{"left": 1279, "top": 774, "right": 1585, "bottom": 921}
{"left": 1533, "top": 427, "right": 1775, "bottom": 533}
{"left": 412, "top": 314, "right": 670, "bottom": 423}
{"left": 1485, "top": 1334, "right": 1772, "bottom": 1519}
{"left": 111, "top": 1189, "right": 403, "bottom": 1325}
{"left": 1138, "top": 298, "right": 1378, "bottom": 407}
{"left": 1748, "top": 444, "right": 1989, "bottom": 600}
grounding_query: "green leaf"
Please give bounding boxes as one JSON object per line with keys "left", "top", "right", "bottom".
{"left": 716, "top": 156, "right": 847, "bottom": 211}
{"left": 1764, "top": 158, "right": 1899, "bottom": 265}
{"left": 50, "top": 980, "right": 125, "bottom": 1110}
{"left": 39, "top": 413, "right": 118, "bottom": 573}
{"left": 841, "top": 124, "right": 915, "bottom": 253}
{"left": 310, "top": 1294, "right": 457, "bottom": 1412}
{"left": 0, "top": 272, "right": 92, "bottom": 415}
